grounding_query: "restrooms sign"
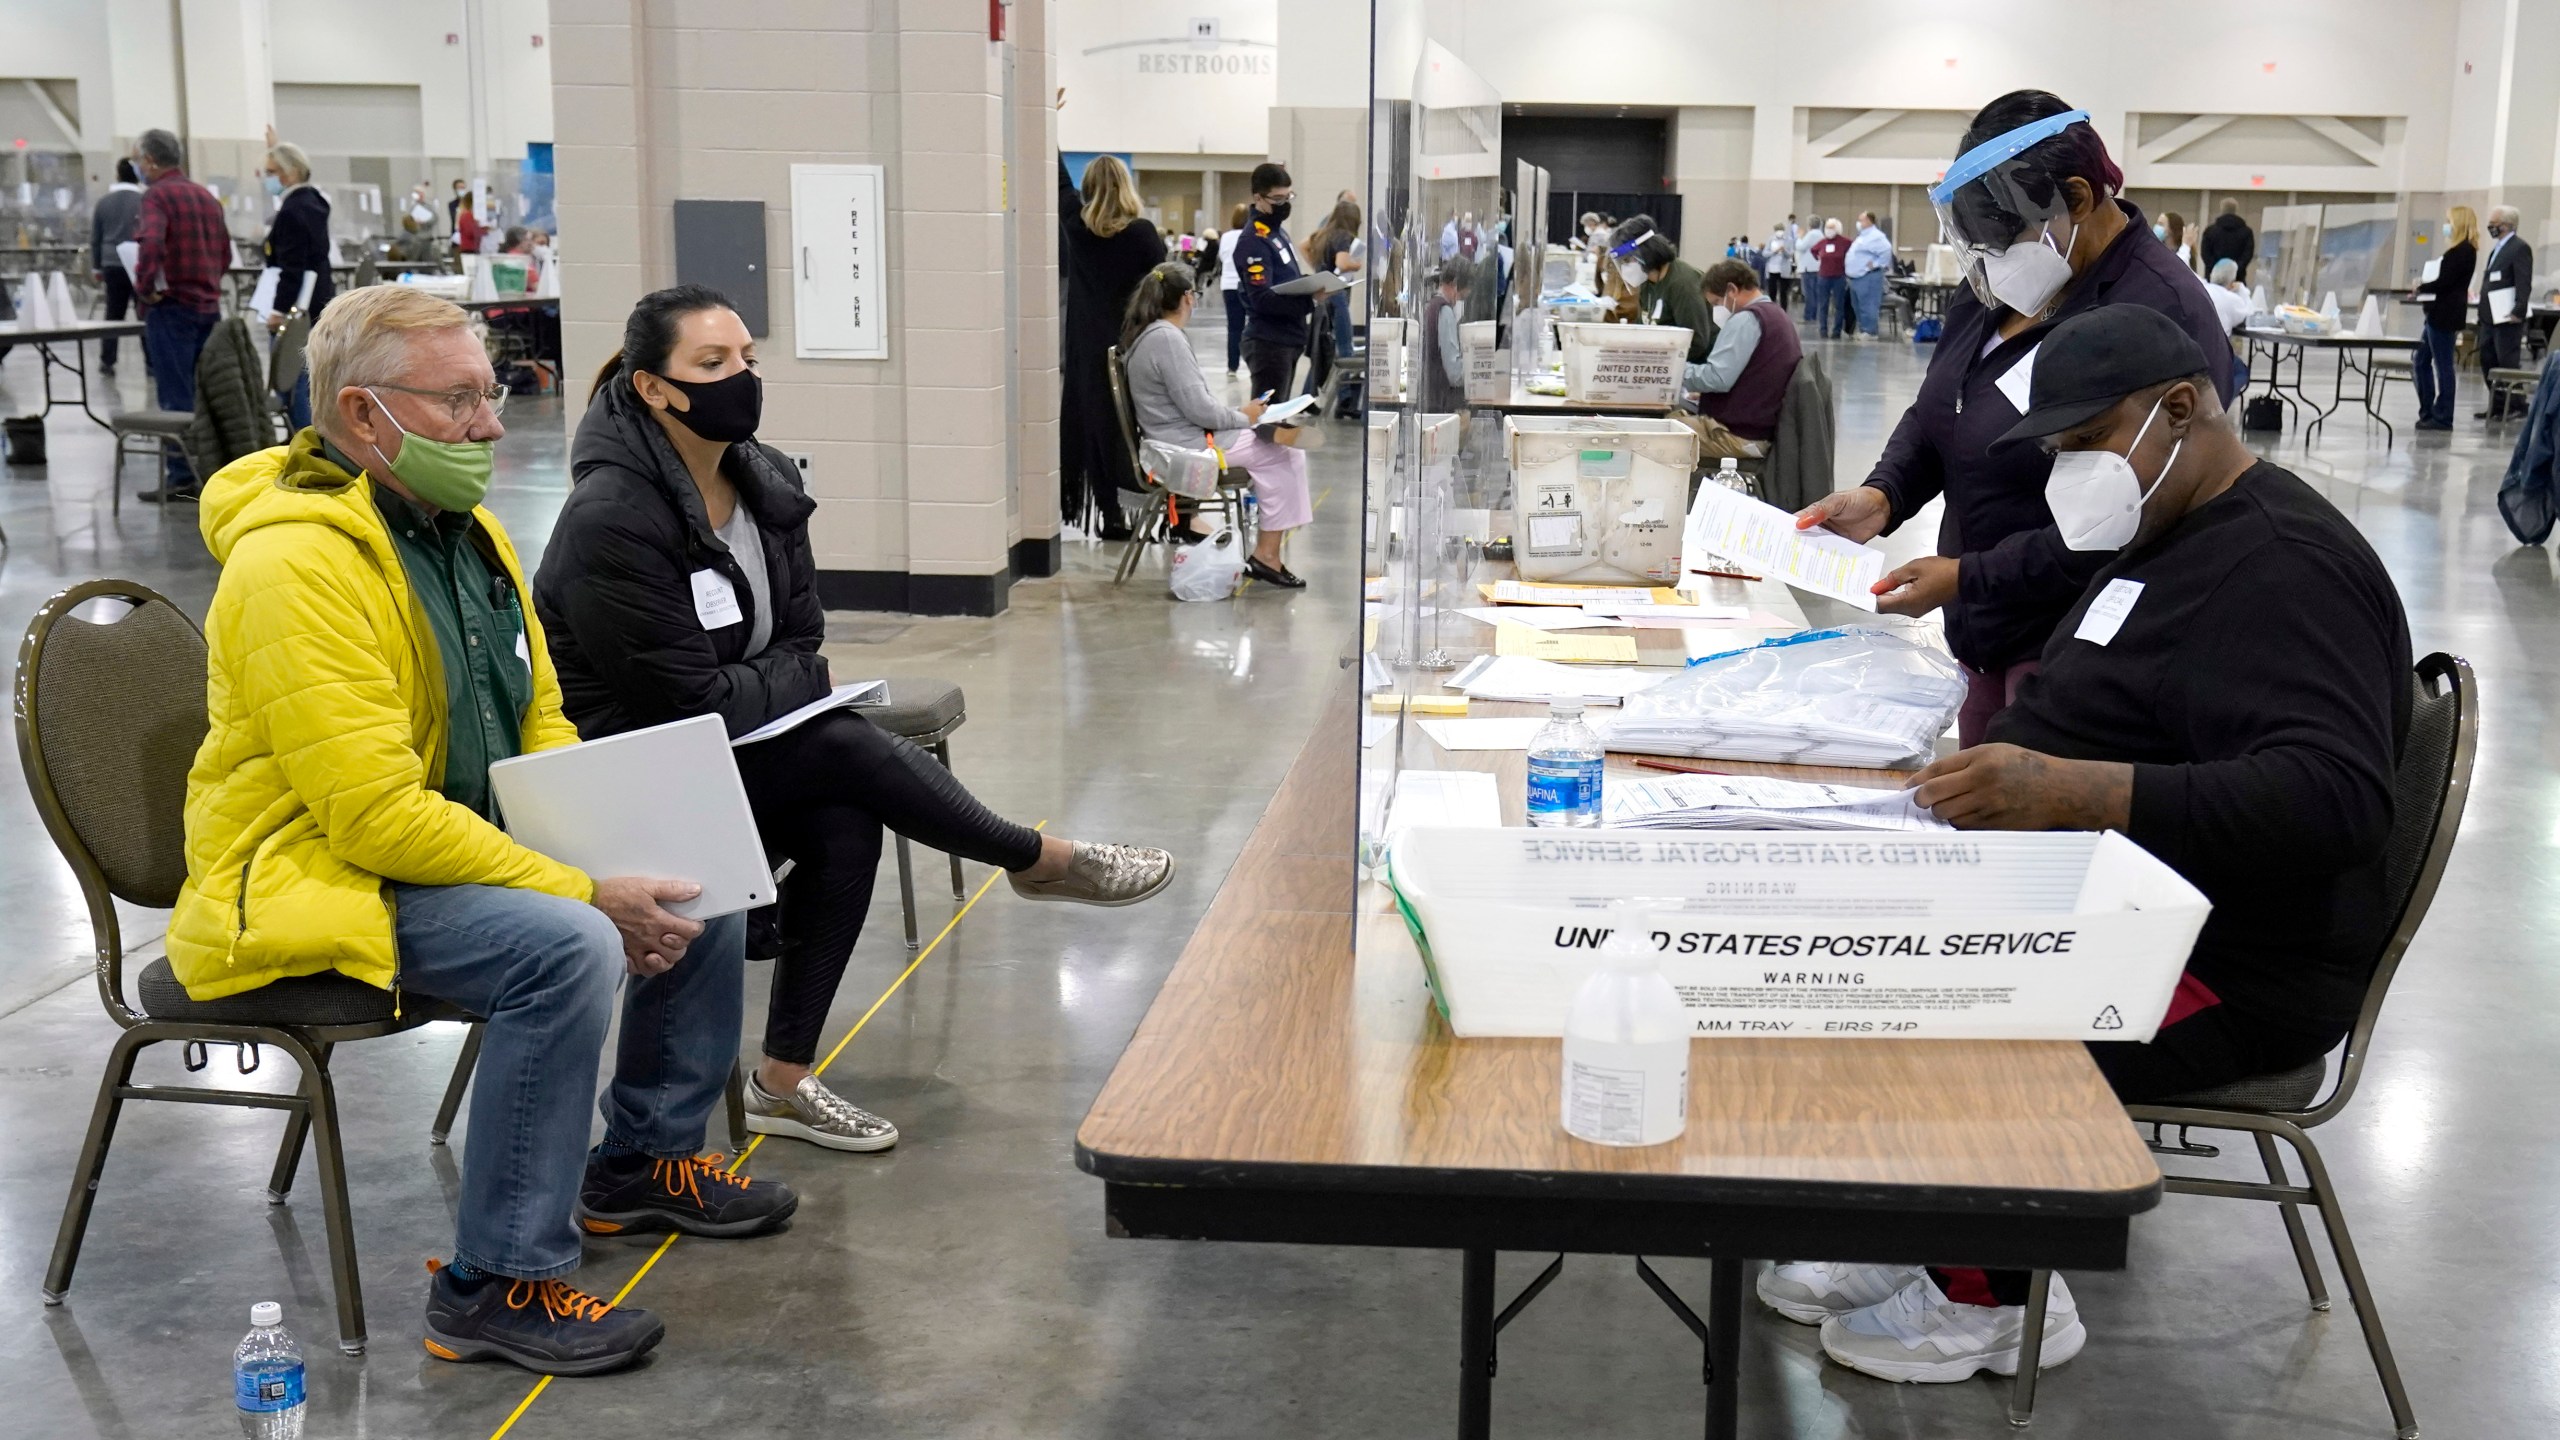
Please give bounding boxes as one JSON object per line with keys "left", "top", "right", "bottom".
{"left": 1056, "top": 1, "right": 1280, "bottom": 157}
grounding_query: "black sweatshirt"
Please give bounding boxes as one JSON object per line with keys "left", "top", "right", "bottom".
{"left": 1988, "top": 462, "right": 2412, "bottom": 1033}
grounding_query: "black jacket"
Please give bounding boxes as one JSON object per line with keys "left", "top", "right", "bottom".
{"left": 2480, "top": 232, "right": 2535, "bottom": 331}
{"left": 2418, "top": 239, "right": 2475, "bottom": 331}
{"left": 2198, "top": 212, "right": 2254, "bottom": 278}
{"left": 1865, "top": 201, "right": 2235, "bottom": 673}
{"left": 263, "top": 186, "right": 337, "bottom": 319}
{"left": 534, "top": 379, "right": 830, "bottom": 741}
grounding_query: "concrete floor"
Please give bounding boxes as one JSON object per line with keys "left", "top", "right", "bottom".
{"left": 0, "top": 316, "right": 2548, "bottom": 1438}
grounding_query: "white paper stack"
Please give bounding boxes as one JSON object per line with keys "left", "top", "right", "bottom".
{"left": 1601, "top": 773, "right": 1949, "bottom": 832}
{"left": 1446, "top": 654, "right": 1670, "bottom": 706}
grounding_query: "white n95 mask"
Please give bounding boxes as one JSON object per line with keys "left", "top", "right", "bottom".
{"left": 1618, "top": 261, "right": 1648, "bottom": 289}
{"left": 1981, "top": 222, "right": 2075, "bottom": 316}
{"left": 2044, "top": 394, "right": 2181, "bottom": 551}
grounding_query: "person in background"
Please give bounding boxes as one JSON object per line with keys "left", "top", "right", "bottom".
{"left": 540, "top": 286, "right": 1178, "bottom": 1158}
{"left": 260, "top": 140, "right": 338, "bottom": 433}
{"left": 1422, "top": 265, "right": 1471, "bottom": 412}
{"left": 1121, "top": 264, "right": 1315, "bottom": 587}
{"left": 1579, "top": 211, "right": 1607, "bottom": 251}
{"left": 132, "top": 126, "right": 229, "bottom": 504}
{"left": 2198, "top": 197, "right": 2253, "bottom": 282}
{"left": 1807, "top": 218, "right": 1852, "bottom": 339}
{"left": 1304, "top": 197, "right": 1364, "bottom": 399}
{"left": 1056, "top": 142, "right": 1166, "bottom": 540}
{"left": 454, "top": 193, "right": 485, "bottom": 256}
{"left": 2477, "top": 204, "right": 2535, "bottom": 420}
{"left": 447, "top": 178, "right": 467, "bottom": 234}
{"left": 1793, "top": 91, "right": 2232, "bottom": 744}
{"left": 2413, "top": 205, "right": 2479, "bottom": 431}
{"left": 1681, "top": 259, "right": 1803, "bottom": 461}
{"left": 2203, "top": 257, "right": 2255, "bottom": 335}
{"left": 1216, "top": 202, "right": 1250, "bottom": 375}
{"left": 1794, "top": 223, "right": 1822, "bottom": 321}
{"left": 1607, "top": 216, "right": 1714, "bottom": 363}
{"left": 1234, "top": 162, "right": 1318, "bottom": 414}
{"left": 1786, "top": 303, "right": 2410, "bottom": 1387}
{"left": 1762, "top": 222, "right": 1798, "bottom": 312}
{"left": 179, "top": 284, "right": 784, "bottom": 1376}
{"left": 2157, "top": 210, "right": 2194, "bottom": 270}
{"left": 89, "top": 158, "right": 144, "bottom": 376}
{"left": 1845, "top": 212, "right": 1894, "bottom": 339}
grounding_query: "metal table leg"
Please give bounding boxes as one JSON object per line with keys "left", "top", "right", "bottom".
{"left": 35, "top": 338, "right": 115, "bottom": 429}
{"left": 1706, "top": 1261, "right": 1742, "bottom": 1440}
{"left": 1458, "top": 1249, "right": 1496, "bottom": 1440}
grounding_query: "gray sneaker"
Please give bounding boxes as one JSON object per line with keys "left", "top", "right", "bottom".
{"left": 742, "top": 1071, "right": 900, "bottom": 1153}
{"left": 1007, "top": 842, "right": 1176, "bottom": 907}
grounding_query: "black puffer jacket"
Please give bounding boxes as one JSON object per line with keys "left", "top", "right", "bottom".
{"left": 534, "top": 378, "right": 829, "bottom": 740}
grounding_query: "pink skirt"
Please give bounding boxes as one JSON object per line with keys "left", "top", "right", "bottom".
{"left": 1214, "top": 428, "right": 1314, "bottom": 531}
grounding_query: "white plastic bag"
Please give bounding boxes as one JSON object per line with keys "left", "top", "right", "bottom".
{"left": 1596, "top": 626, "right": 1965, "bottom": 768}
{"left": 1141, "top": 437, "right": 1227, "bottom": 499}
{"left": 1168, "top": 526, "right": 1247, "bottom": 602}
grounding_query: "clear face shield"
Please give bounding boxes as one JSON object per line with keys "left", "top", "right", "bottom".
{"left": 1928, "top": 109, "right": 2092, "bottom": 312}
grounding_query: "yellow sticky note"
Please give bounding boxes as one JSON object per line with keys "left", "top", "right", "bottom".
{"left": 1370, "top": 692, "right": 1470, "bottom": 715}
{"left": 1494, "top": 627, "right": 1641, "bottom": 664}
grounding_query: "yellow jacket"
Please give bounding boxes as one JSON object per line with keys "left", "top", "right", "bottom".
{"left": 169, "top": 432, "right": 591, "bottom": 1000}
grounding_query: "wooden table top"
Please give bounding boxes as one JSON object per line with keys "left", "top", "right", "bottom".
{"left": 1076, "top": 691, "right": 2164, "bottom": 1217}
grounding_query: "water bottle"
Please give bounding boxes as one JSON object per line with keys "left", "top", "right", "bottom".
{"left": 1561, "top": 925, "right": 1689, "bottom": 1146}
{"left": 1715, "top": 456, "right": 1748, "bottom": 493}
{"left": 234, "top": 1302, "right": 306, "bottom": 1440}
{"left": 1525, "top": 701, "right": 1604, "bottom": 828}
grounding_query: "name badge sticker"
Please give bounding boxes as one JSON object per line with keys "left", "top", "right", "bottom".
{"left": 2074, "top": 577, "right": 2145, "bottom": 646}
{"left": 691, "top": 568, "right": 744, "bottom": 630}
{"left": 1993, "top": 343, "right": 2041, "bottom": 415}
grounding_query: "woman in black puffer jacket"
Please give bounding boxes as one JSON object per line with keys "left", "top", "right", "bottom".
{"left": 535, "top": 284, "right": 1175, "bottom": 1157}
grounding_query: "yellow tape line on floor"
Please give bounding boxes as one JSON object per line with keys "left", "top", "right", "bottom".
{"left": 487, "top": 833, "right": 1035, "bottom": 1439}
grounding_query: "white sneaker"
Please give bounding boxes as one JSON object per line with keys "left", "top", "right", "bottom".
{"left": 1757, "top": 1261, "right": 1927, "bottom": 1325}
{"left": 1819, "top": 1273, "right": 2084, "bottom": 1384}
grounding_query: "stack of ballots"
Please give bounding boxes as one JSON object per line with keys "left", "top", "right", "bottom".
{"left": 1601, "top": 773, "right": 1948, "bottom": 831}
{"left": 1595, "top": 627, "right": 1965, "bottom": 768}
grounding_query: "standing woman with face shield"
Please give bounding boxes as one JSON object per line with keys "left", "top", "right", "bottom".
{"left": 1793, "top": 91, "right": 2234, "bottom": 744}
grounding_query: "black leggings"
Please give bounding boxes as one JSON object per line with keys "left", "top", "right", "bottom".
{"left": 735, "top": 710, "right": 1045, "bottom": 1065}
{"left": 1941, "top": 998, "right": 2344, "bottom": 1307}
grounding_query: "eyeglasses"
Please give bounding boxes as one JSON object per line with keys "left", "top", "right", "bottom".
{"left": 370, "top": 382, "right": 509, "bottom": 425}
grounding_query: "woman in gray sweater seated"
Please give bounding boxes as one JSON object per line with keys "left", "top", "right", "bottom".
{"left": 1120, "top": 263, "right": 1315, "bottom": 587}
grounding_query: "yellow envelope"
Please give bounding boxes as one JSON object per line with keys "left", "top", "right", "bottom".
{"left": 1493, "top": 627, "right": 1641, "bottom": 664}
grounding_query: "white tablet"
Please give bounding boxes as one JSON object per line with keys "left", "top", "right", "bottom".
{"left": 488, "top": 714, "right": 771, "bottom": 919}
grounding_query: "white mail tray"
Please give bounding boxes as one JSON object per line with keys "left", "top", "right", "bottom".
{"left": 1386, "top": 827, "right": 2210, "bottom": 1040}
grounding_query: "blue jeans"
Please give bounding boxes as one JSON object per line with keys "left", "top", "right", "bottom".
{"left": 1849, "top": 271, "right": 1886, "bottom": 336}
{"left": 1806, "top": 276, "right": 1845, "bottom": 337}
{"left": 284, "top": 368, "right": 312, "bottom": 434}
{"left": 142, "top": 304, "right": 219, "bottom": 487}
{"left": 1331, "top": 293, "right": 1354, "bottom": 362}
{"left": 2415, "top": 321, "right": 2458, "bottom": 425}
{"left": 392, "top": 883, "right": 745, "bottom": 1280}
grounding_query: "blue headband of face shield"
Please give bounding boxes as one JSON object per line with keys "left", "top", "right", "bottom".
{"left": 1608, "top": 229, "right": 1653, "bottom": 259}
{"left": 1928, "top": 109, "right": 2093, "bottom": 205}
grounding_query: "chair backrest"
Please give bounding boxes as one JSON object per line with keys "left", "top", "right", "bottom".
{"left": 351, "top": 253, "right": 379, "bottom": 289}
{"left": 2309, "top": 651, "right": 2476, "bottom": 1122}
{"left": 1103, "top": 344, "right": 1157, "bottom": 493}
{"left": 15, "top": 581, "right": 210, "bottom": 1027}
{"left": 270, "top": 313, "right": 310, "bottom": 396}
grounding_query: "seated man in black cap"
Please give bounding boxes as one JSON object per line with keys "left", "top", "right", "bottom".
{"left": 1765, "top": 302, "right": 2414, "bottom": 1385}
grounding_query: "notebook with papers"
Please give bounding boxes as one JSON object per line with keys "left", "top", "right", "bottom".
{"left": 488, "top": 714, "right": 773, "bottom": 919}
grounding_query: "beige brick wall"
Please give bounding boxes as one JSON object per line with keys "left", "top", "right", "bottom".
{"left": 550, "top": 0, "right": 1047, "bottom": 608}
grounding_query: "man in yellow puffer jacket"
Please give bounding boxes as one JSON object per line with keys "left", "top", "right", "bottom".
{"left": 179, "top": 285, "right": 796, "bottom": 1376}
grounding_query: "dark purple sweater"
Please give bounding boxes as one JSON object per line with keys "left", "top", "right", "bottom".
{"left": 1863, "top": 201, "right": 2235, "bottom": 673}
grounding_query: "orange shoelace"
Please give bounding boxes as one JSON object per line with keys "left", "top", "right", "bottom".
{"left": 651, "top": 1152, "right": 745, "bottom": 1207}
{"left": 504, "top": 1277, "right": 615, "bottom": 1324}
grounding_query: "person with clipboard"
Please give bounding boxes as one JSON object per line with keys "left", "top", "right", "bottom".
{"left": 537, "top": 286, "right": 1177, "bottom": 1161}
{"left": 2476, "top": 204, "right": 2535, "bottom": 421}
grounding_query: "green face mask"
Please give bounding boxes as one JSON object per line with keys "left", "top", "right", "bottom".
{"left": 364, "top": 389, "right": 495, "bottom": 512}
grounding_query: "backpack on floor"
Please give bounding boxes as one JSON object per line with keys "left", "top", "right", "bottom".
{"left": 2242, "top": 395, "right": 2284, "bottom": 433}
{"left": 1910, "top": 317, "right": 1941, "bottom": 344}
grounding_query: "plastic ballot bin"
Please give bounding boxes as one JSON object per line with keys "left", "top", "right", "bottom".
{"left": 1387, "top": 827, "right": 2211, "bottom": 1039}
{"left": 1556, "top": 322, "right": 1691, "bottom": 406}
{"left": 1505, "top": 414, "right": 1697, "bottom": 585}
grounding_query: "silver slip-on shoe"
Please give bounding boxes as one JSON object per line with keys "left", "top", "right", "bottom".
{"left": 1007, "top": 842, "right": 1176, "bottom": 907}
{"left": 742, "top": 1071, "right": 900, "bottom": 1153}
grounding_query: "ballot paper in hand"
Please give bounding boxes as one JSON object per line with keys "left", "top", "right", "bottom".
{"left": 731, "top": 681, "right": 887, "bottom": 745}
{"left": 1602, "top": 773, "right": 1949, "bottom": 831}
{"left": 1272, "top": 271, "right": 1355, "bottom": 297}
{"left": 248, "top": 267, "right": 282, "bottom": 319}
{"left": 1687, "top": 482, "right": 1885, "bottom": 610}
{"left": 1257, "top": 392, "right": 1319, "bottom": 425}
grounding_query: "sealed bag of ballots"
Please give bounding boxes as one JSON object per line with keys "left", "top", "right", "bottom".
{"left": 1386, "top": 827, "right": 2209, "bottom": 1040}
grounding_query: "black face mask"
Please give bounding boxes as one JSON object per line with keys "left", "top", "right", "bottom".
{"left": 1261, "top": 198, "right": 1292, "bottom": 224}
{"left": 652, "top": 367, "right": 762, "bottom": 444}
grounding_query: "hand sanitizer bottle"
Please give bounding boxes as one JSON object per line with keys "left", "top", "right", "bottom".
{"left": 1561, "top": 923, "right": 1689, "bottom": 1146}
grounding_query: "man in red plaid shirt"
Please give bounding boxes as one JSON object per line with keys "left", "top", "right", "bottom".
{"left": 132, "top": 127, "right": 230, "bottom": 502}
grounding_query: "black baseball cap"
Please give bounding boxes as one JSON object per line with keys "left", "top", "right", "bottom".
{"left": 1993, "top": 305, "right": 2214, "bottom": 451}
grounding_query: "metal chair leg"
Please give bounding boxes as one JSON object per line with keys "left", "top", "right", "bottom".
{"left": 933, "top": 740, "right": 966, "bottom": 900}
{"left": 2007, "top": 1269, "right": 2053, "bottom": 1427}
{"left": 267, "top": 1100, "right": 315, "bottom": 1204}
{"left": 1113, "top": 491, "right": 1170, "bottom": 585}
{"left": 2280, "top": 1124, "right": 2419, "bottom": 1439}
{"left": 2254, "top": 1130, "right": 2329, "bottom": 1310}
{"left": 276, "top": 1034, "right": 367, "bottom": 1355}
{"left": 896, "top": 835, "right": 920, "bottom": 948}
{"left": 44, "top": 1027, "right": 152, "bottom": 1304}
{"left": 724, "top": 1061, "right": 748, "bottom": 1152}
{"left": 431, "top": 1023, "right": 484, "bottom": 1146}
